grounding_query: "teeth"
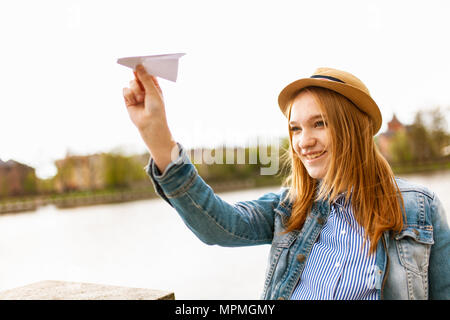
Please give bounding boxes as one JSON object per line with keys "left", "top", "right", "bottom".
{"left": 304, "top": 151, "right": 325, "bottom": 160}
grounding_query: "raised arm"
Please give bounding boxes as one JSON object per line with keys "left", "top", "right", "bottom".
{"left": 122, "top": 67, "right": 279, "bottom": 246}
{"left": 146, "top": 146, "right": 279, "bottom": 246}
{"left": 122, "top": 64, "right": 179, "bottom": 173}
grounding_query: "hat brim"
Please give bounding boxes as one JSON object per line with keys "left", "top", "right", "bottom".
{"left": 278, "top": 78, "right": 382, "bottom": 134}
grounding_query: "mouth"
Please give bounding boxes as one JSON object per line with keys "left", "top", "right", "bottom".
{"left": 302, "top": 150, "right": 327, "bottom": 161}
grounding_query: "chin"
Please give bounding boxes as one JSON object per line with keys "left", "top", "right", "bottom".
{"left": 303, "top": 165, "right": 328, "bottom": 179}
{"left": 307, "top": 171, "right": 325, "bottom": 180}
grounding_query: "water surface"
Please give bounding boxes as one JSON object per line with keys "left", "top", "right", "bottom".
{"left": 0, "top": 171, "right": 448, "bottom": 299}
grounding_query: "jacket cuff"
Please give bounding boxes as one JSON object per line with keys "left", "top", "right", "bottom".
{"left": 145, "top": 142, "right": 197, "bottom": 206}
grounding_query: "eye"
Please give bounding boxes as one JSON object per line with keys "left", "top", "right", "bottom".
{"left": 289, "top": 126, "right": 301, "bottom": 132}
{"left": 314, "top": 120, "right": 326, "bottom": 128}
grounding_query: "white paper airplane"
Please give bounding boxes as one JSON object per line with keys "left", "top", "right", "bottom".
{"left": 117, "top": 53, "right": 186, "bottom": 82}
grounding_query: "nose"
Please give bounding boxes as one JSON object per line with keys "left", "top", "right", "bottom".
{"left": 297, "top": 129, "right": 316, "bottom": 151}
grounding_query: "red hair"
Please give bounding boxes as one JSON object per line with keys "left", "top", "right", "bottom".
{"left": 282, "top": 87, "right": 405, "bottom": 254}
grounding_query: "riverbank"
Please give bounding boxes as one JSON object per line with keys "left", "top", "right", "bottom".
{"left": 0, "top": 178, "right": 275, "bottom": 215}
{"left": 391, "top": 160, "right": 450, "bottom": 174}
{"left": 2, "top": 163, "right": 450, "bottom": 215}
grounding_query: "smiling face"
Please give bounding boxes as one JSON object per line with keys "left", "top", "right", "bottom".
{"left": 289, "top": 90, "right": 331, "bottom": 180}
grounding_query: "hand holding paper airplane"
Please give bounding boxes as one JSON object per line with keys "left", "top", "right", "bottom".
{"left": 122, "top": 62, "right": 180, "bottom": 175}
{"left": 117, "top": 53, "right": 186, "bottom": 82}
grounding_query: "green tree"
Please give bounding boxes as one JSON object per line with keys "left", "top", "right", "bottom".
{"left": 389, "top": 130, "right": 413, "bottom": 164}
{"left": 428, "top": 107, "right": 450, "bottom": 158}
{"left": 389, "top": 107, "right": 450, "bottom": 164}
{"left": 23, "top": 171, "right": 38, "bottom": 195}
{"left": 102, "top": 153, "right": 148, "bottom": 189}
{"left": 407, "top": 111, "right": 436, "bottom": 162}
{"left": 37, "top": 177, "right": 56, "bottom": 195}
{"left": 103, "top": 154, "right": 129, "bottom": 189}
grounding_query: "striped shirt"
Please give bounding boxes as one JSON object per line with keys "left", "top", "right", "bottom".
{"left": 291, "top": 194, "right": 378, "bottom": 300}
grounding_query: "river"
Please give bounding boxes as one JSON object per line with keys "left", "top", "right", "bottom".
{"left": 0, "top": 170, "right": 449, "bottom": 300}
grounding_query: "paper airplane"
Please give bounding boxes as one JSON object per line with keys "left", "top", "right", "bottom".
{"left": 117, "top": 53, "right": 186, "bottom": 82}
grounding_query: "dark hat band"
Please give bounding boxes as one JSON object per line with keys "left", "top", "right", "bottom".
{"left": 310, "top": 75, "right": 345, "bottom": 83}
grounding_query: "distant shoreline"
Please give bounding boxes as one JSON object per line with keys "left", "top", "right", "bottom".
{"left": 390, "top": 161, "right": 450, "bottom": 175}
{"left": 2, "top": 164, "right": 449, "bottom": 215}
{"left": 0, "top": 178, "right": 277, "bottom": 215}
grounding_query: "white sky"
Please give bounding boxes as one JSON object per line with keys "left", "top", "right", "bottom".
{"left": 1, "top": 0, "right": 450, "bottom": 178}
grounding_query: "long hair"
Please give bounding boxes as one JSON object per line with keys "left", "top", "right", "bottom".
{"left": 282, "top": 86, "right": 405, "bottom": 254}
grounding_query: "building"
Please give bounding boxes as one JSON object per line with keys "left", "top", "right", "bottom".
{"left": 0, "top": 159, "right": 37, "bottom": 197}
{"left": 376, "top": 114, "right": 406, "bottom": 161}
{"left": 53, "top": 152, "right": 150, "bottom": 193}
{"left": 54, "top": 154, "right": 105, "bottom": 193}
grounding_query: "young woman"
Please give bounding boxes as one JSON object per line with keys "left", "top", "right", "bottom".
{"left": 123, "top": 65, "right": 450, "bottom": 300}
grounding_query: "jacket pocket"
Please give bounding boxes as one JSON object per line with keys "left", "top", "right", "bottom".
{"left": 262, "top": 230, "right": 298, "bottom": 299}
{"left": 395, "top": 227, "right": 434, "bottom": 275}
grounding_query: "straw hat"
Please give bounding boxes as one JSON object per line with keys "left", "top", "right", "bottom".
{"left": 278, "top": 67, "right": 382, "bottom": 134}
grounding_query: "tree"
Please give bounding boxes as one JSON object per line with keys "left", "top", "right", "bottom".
{"left": 23, "top": 171, "right": 38, "bottom": 195}
{"left": 389, "top": 130, "right": 413, "bottom": 164}
{"left": 103, "top": 154, "right": 129, "bottom": 189}
{"left": 389, "top": 107, "right": 450, "bottom": 164}
{"left": 428, "top": 107, "right": 450, "bottom": 158}
{"left": 407, "top": 111, "right": 436, "bottom": 162}
{"left": 102, "top": 153, "right": 148, "bottom": 189}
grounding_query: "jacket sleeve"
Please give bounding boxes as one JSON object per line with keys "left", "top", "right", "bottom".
{"left": 145, "top": 143, "right": 279, "bottom": 247}
{"left": 428, "top": 193, "right": 450, "bottom": 299}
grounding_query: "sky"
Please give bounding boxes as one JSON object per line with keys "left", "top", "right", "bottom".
{"left": 1, "top": 0, "right": 450, "bottom": 179}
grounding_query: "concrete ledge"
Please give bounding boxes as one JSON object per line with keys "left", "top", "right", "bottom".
{"left": 0, "top": 280, "right": 175, "bottom": 300}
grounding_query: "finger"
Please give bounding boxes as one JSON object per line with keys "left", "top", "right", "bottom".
{"left": 133, "top": 71, "right": 145, "bottom": 91}
{"left": 122, "top": 87, "right": 137, "bottom": 106}
{"left": 150, "top": 75, "right": 163, "bottom": 96}
{"left": 122, "top": 87, "right": 134, "bottom": 106}
{"left": 129, "top": 79, "right": 145, "bottom": 102}
{"left": 135, "top": 64, "right": 161, "bottom": 96}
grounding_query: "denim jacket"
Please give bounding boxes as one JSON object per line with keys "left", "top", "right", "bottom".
{"left": 146, "top": 144, "right": 450, "bottom": 300}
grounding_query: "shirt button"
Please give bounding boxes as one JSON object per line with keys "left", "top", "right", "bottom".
{"left": 278, "top": 297, "right": 285, "bottom": 300}
{"left": 341, "top": 229, "right": 346, "bottom": 235}
{"left": 317, "top": 217, "right": 325, "bottom": 225}
{"left": 297, "top": 254, "right": 306, "bottom": 263}
{"left": 335, "top": 262, "right": 341, "bottom": 268}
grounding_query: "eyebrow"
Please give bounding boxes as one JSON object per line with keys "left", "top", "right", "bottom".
{"left": 289, "top": 114, "right": 325, "bottom": 126}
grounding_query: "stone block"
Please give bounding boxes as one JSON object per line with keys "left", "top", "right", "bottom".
{"left": 0, "top": 280, "right": 175, "bottom": 300}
